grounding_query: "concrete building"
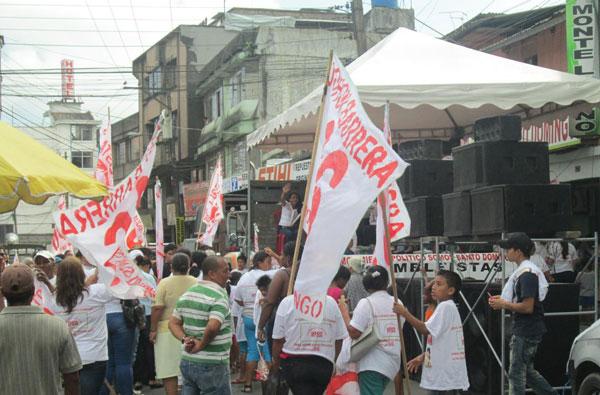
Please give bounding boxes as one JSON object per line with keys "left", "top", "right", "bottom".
{"left": 447, "top": 5, "right": 600, "bottom": 236}
{"left": 0, "top": 100, "right": 100, "bottom": 246}
{"left": 182, "top": 6, "right": 415, "bottom": 248}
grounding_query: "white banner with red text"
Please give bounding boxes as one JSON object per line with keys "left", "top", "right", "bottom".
{"left": 155, "top": 180, "right": 165, "bottom": 280}
{"left": 95, "top": 119, "right": 114, "bottom": 188}
{"left": 294, "top": 55, "right": 407, "bottom": 322}
{"left": 50, "top": 196, "right": 73, "bottom": 255}
{"left": 198, "top": 156, "right": 224, "bottom": 247}
{"left": 53, "top": 121, "right": 162, "bottom": 299}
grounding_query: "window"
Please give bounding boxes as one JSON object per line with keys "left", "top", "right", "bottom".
{"left": 204, "top": 87, "right": 223, "bottom": 122}
{"left": 117, "top": 142, "right": 126, "bottom": 164}
{"left": 72, "top": 126, "right": 93, "bottom": 141}
{"left": 230, "top": 68, "right": 244, "bottom": 107}
{"left": 71, "top": 151, "right": 93, "bottom": 168}
{"left": 231, "top": 139, "right": 247, "bottom": 176}
{"left": 148, "top": 67, "right": 162, "bottom": 95}
{"left": 164, "top": 59, "right": 177, "bottom": 90}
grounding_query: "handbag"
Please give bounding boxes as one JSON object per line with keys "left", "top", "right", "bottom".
{"left": 349, "top": 297, "right": 380, "bottom": 362}
{"left": 120, "top": 299, "right": 146, "bottom": 330}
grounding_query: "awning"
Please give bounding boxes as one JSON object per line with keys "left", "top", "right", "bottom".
{"left": 247, "top": 27, "right": 600, "bottom": 151}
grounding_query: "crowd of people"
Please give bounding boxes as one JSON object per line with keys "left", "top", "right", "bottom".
{"left": 0, "top": 229, "right": 590, "bottom": 395}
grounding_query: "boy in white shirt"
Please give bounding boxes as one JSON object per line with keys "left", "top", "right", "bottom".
{"left": 394, "top": 270, "right": 470, "bottom": 394}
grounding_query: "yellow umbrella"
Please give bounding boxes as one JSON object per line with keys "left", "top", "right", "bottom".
{"left": 0, "top": 121, "right": 108, "bottom": 213}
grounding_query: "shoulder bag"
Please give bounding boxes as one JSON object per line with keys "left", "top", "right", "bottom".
{"left": 349, "top": 297, "right": 381, "bottom": 362}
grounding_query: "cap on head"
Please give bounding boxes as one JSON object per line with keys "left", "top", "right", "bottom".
{"left": 347, "top": 256, "right": 363, "bottom": 273}
{"left": 34, "top": 250, "right": 54, "bottom": 261}
{"left": 0, "top": 263, "right": 34, "bottom": 296}
{"left": 498, "top": 232, "right": 534, "bottom": 256}
{"left": 128, "top": 249, "right": 144, "bottom": 262}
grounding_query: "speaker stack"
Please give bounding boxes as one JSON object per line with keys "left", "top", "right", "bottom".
{"left": 444, "top": 115, "right": 572, "bottom": 238}
{"left": 398, "top": 140, "right": 453, "bottom": 237}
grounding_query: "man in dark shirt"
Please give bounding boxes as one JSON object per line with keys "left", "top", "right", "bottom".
{"left": 489, "top": 233, "right": 557, "bottom": 395}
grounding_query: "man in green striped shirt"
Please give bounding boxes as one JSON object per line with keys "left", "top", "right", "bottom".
{"left": 169, "top": 255, "right": 232, "bottom": 395}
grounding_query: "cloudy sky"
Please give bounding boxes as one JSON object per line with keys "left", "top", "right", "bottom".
{"left": 0, "top": 0, "right": 564, "bottom": 128}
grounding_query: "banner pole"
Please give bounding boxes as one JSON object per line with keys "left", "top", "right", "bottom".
{"left": 381, "top": 189, "right": 412, "bottom": 395}
{"left": 287, "top": 50, "right": 334, "bottom": 296}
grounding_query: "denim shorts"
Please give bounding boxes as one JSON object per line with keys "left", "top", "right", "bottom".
{"left": 180, "top": 359, "right": 231, "bottom": 395}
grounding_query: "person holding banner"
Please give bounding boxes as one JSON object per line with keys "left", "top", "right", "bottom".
{"left": 53, "top": 257, "right": 113, "bottom": 395}
{"left": 344, "top": 265, "right": 404, "bottom": 395}
{"left": 150, "top": 253, "right": 196, "bottom": 395}
{"left": 271, "top": 289, "right": 347, "bottom": 395}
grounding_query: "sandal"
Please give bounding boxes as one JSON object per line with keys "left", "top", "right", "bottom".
{"left": 242, "top": 384, "right": 252, "bottom": 393}
{"left": 231, "top": 378, "right": 245, "bottom": 384}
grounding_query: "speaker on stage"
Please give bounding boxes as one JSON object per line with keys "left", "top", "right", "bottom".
{"left": 405, "top": 196, "right": 444, "bottom": 237}
{"left": 399, "top": 159, "right": 453, "bottom": 199}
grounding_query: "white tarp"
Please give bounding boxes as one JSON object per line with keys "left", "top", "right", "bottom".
{"left": 247, "top": 27, "right": 600, "bottom": 150}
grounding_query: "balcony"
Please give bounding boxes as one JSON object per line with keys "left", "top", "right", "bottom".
{"left": 196, "top": 99, "right": 258, "bottom": 157}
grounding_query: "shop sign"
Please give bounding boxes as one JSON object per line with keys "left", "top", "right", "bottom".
{"left": 521, "top": 117, "right": 581, "bottom": 150}
{"left": 223, "top": 172, "right": 248, "bottom": 194}
{"left": 566, "top": 0, "right": 597, "bottom": 76}
{"left": 182, "top": 182, "right": 209, "bottom": 217}
{"left": 257, "top": 159, "right": 310, "bottom": 181}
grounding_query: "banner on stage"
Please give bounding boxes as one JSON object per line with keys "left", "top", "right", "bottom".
{"left": 294, "top": 54, "right": 407, "bottom": 322}
{"left": 53, "top": 120, "right": 162, "bottom": 299}
{"left": 341, "top": 252, "right": 517, "bottom": 280}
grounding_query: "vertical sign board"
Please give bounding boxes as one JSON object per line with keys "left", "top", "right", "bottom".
{"left": 566, "top": 0, "right": 597, "bottom": 76}
{"left": 61, "top": 59, "right": 74, "bottom": 98}
{"left": 176, "top": 216, "right": 185, "bottom": 245}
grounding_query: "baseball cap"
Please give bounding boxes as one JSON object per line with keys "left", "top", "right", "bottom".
{"left": 128, "top": 249, "right": 144, "bottom": 262}
{"left": 498, "top": 232, "right": 534, "bottom": 255}
{"left": 0, "top": 263, "right": 34, "bottom": 296}
{"left": 34, "top": 250, "right": 54, "bottom": 261}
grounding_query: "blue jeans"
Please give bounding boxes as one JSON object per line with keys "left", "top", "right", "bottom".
{"left": 101, "top": 312, "right": 135, "bottom": 395}
{"left": 508, "top": 335, "right": 557, "bottom": 395}
{"left": 242, "top": 315, "right": 271, "bottom": 362}
{"left": 80, "top": 361, "right": 107, "bottom": 395}
{"left": 180, "top": 359, "right": 231, "bottom": 395}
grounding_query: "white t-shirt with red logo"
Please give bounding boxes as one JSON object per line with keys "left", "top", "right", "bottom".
{"left": 52, "top": 284, "right": 113, "bottom": 365}
{"left": 273, "top": 295, "right": 347, "bottom": 363}
{"left": 349, "top": 291, "right": 404, "bottom": 380}
{"left": 421, "top": 299, "right": 469, "bottom": 391}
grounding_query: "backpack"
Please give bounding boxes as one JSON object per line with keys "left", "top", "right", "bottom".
{"left": 120, "top": 299, "right": 146, "bottom": 330}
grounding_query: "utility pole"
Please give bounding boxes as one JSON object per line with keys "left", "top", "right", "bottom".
{"left": 352, "top": 0, "right": 368, "bottom": 56}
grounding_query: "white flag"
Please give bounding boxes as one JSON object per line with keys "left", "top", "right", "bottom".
{"left": 50, "top": 196, "right": 73, "bottom": 255}
{"left": 295, "top": 55, "right": 407, "bottom": 321}
{"left": 155, "top": 179, "right": 165, "bottom": 280}
{"left": 198, "top": 156, "right": 224, "bottom": 247}
{"left": 373, "top": 102, "right": 411, "bottom": 267}
{"left": 95, "top": 119, "right": 114, "bottom": 188}
{"left": 53, "top": 119, "right": 162, "bottom": 299}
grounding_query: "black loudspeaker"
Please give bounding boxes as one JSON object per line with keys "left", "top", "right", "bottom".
{"left": 398, "top": 139, "right": 445, "bottom": 160}
{"left": 535, "top": 283, "right": 580, "bottom": 387}
{"left": 470, "top": 184, "right": 571, "bottom": 236}
{"left": 443, "top": 191, "right": 471, "bottom": 237}
{"left": 405, "top": 196, "right": 444, "bottom": 237}
{"left": 399, "top": 160, "right": 454, "bottom": 199}
{"left": 457, "top": 282, "right": 503, "bottom": 395}
{"left": 452, "top": 141, "right": 549, "bottom": 192}
{"left": 474, "top": 115, "right": 522, "bottom": 142}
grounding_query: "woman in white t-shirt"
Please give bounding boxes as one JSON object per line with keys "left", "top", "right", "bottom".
{"left": 53, "top": 257, "right": 113, "bottom": 395}
{"left": 234, "top": 251, "right": 277, "bottom": 392}
{"left": 347, "top": 265, "right": 404, "bottom": 395}
{"left": 546, "top": 241, "right": 577, "bottom": 283}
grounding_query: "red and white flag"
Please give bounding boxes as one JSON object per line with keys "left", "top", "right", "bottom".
{"left": 32, "top": 279, "right": 57, "bottom": 315}
{"left": 50, "top": 196, "right": 73, "bottom": 255}
{"left": 253, "top": 223, "right": 259, "bottom": 253}
{"left": 95, "top": 118, "right": 114, "bottom": 188}
{"left": 373, "top": 102, "right": 411, "bottom": 267}
{"left": 53, "top": 119, "right": 163, "bottom": 299}
{"left": 154, "top": 179, "right": 165, "bottom": 280}
{"left": 198, "top": 156, "right": 224, "bottom": 247}
{"left": 295, "top": 55, "right": 407, "bottom": 321}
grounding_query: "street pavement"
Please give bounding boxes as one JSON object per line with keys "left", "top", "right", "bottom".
{"left": 141, "top": 378, "right": 426, "bottom": 394}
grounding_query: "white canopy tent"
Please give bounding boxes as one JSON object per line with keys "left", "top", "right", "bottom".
{"left": 247, "top": 27, "right": 600, "bottom": 151}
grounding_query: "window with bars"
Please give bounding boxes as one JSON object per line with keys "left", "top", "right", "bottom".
{"left": 71, "top": 151, "right": 94, "bottom": 168}
{"left": 72, "top": 126, "right": 94, "bottom": 141}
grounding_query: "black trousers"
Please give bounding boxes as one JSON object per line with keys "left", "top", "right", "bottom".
{"left": 553, "top": 271, "right": 576, "bottom": 283}
{"left": 133, "top": 315, "right": 156, "bottom": 384}
{"left": 281, "top": 355, "right": 333, "bottom": 395}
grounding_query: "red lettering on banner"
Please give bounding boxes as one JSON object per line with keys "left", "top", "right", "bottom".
{"left": 60, "top": 213, "right": 78, "bottom": 236}
{"left": 86, "top": 201, "right": 107, "bottom": 227}
{"left": 104, "top": 212, "right": 133, "bottom": 246}
{"left": 306, "top": 151, "right": 348, "bottom": 234}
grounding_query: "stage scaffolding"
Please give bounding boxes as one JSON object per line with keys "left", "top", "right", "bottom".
{"left": 396, "top": 233, "right": 599, "bottom": 394}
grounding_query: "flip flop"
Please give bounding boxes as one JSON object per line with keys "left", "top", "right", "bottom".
{"left": 231, "top": 378, "right": 245, "bottom": 384}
